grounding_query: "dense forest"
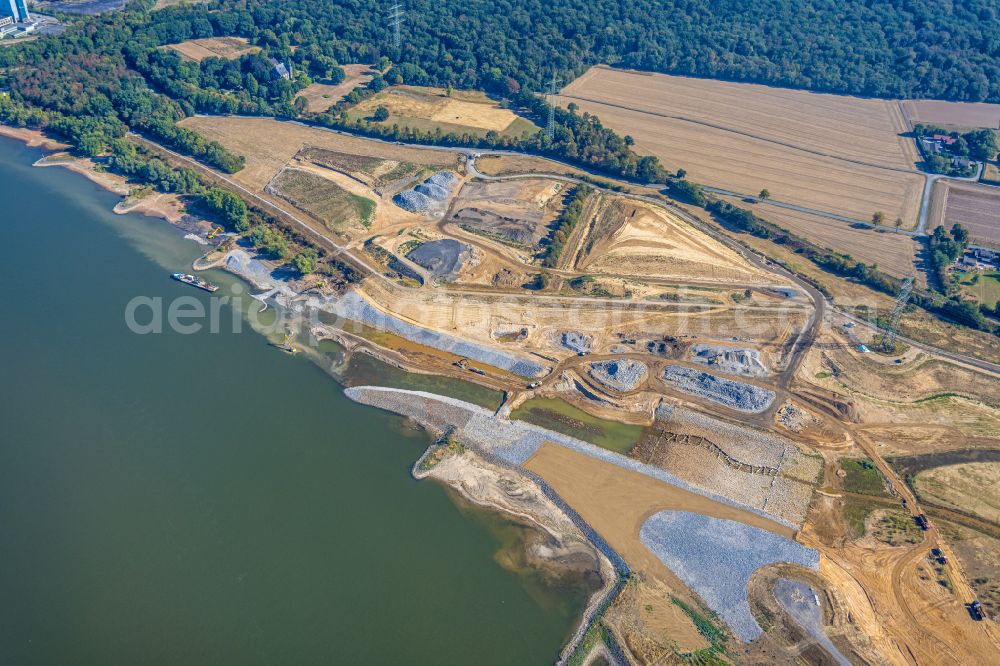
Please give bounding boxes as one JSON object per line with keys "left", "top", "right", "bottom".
{"left": 165, "top": 0, "right": 1000, "bottom": 102}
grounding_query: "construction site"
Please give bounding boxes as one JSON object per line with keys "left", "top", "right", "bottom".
{"left": 169, "top": 114, "right": 1000, "bottom": 665}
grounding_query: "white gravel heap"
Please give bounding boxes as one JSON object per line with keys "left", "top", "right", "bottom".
{"left": 392, "top": 171, "right": 458, "bottom": 215}
{"left": 691, "top": 344, "right": 768, "bottom": 377}
{"left": 639, "top": 510, "right": 818, "bottom": 642}
{"left": 325, "top": 291, "right": 544, "bottom": 377}
{"left": 588, "top": 359, "right": 648, "bottom": 392}
{"left": 392, "top": 189, "right": 434, "bottom": 213}
{"left": 561, "top": 331, "right": 592, "bottom": 354}
{"left": 663, "top": 365, "right": 774, "bottom": 412}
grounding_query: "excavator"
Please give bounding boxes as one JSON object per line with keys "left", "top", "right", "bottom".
{"left": 207, "top": 226, "right": 224, "bottom": 240}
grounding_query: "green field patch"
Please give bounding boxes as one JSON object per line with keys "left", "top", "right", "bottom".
{"left": 841, "top": 457, "right": 890, "bottom": 496}
{"left": 510, "top": 397, "right": 643, "bottom": 453}
{"left": 958, "top": 271, "right": 1000, "bottom": 309}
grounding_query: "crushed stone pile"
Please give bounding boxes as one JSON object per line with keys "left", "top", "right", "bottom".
{"left": 662, "top": 365, "right": 774, "bottom": 412}
{"left": 639, "top": 510, "right": 818, "bottom": 642}
{"left": 561, "top": 331, "right": 592, "bottom": 354}
{"left": 588, "top": 359, "right": 648, "bottom": 392}
{"left": 691, "top": 344, "right": 767, "bottom": 377}
{"left": 392, "top": 171, "right": 458, "bottom": 215}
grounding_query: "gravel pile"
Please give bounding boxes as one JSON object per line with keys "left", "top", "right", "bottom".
{"left": 426, "top": 171, "right": 458, "bottom": 188}
{"left": 392, "top": 189, "right": 434, "bottom": 213}
{"left": 407, "top": 239, "right": 471, "bottom": 281}
{"left": 588, "top": 359, "right": 647, "bottom": 392}
{"left": 639, "top": 510, "right": 818, "bottom": 642}
{"left": 662, "top": 365, "right": 774, "bottom": 413}
{"left": 225, "top": 249, "right": 275, "bottom": 288}
{"left": 414, "top": 182, "right": 450, "bottom": 200}
{"left": 344, "top": 387, "right": 800, "bottom": 530}
{"left": 392, "top": 171, "right": 458, "bottom": 215}
{"left": 327, "top": 291, "right": 544, "bottom": 377}
{"left": 691, "top": 344, "right": 768, "bottom": 377}
{"left": 561, "top": 331, "right": 592, "bottom": 354}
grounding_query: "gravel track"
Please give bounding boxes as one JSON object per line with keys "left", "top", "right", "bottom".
{"left": 639, "top": 511, "right": 818, "bottom": 642}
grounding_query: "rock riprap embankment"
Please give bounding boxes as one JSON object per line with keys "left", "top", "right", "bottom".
{"left": 662, "top": 365, "right": 774, "bottom": 412}
{"left": 639, "top": 510, "right": 818, "bottom": 642}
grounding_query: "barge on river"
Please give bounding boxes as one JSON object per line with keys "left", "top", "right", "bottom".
{"left": 171, "top": 273, "right": 219, "bottom": 292}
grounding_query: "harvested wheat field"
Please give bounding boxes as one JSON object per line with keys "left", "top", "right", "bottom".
{"left": 562, "top": 66, "right": 917, "bottom": 169}
{"left": 901, "top": 99, "right": 1000, "bottom": 130}
{"left": 295, "top": 64, "right": 374, "bottom": 112}
{"left": 347, "top": 86, "right": 538, "bottom": 137}
{"left": 716, "top": 195, "right": 922, "bottom": 278}
{"left": 164, "top": 37, "right": 258, "bottom": 62}
{"left": 930, "top": 180, "right": 1000, "bottom": 246}
{"left": 578, "top": 196, "right": 776, "bottom": 285}
{"left": 557, "top": 66, "right": 924, "bottom": 226}
{"left": 178, "top": 116, "right": 460, "bottom": 190}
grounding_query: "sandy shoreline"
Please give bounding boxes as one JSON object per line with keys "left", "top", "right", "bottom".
{"left": 2, "top": 122, "right": 624, "bottom": 664}
{"left": 1, "top": 125, "right": 202, "bottom": 231}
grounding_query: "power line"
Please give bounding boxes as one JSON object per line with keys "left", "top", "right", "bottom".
{"left": 878, "top": 276, "right": 914, "bottom": 353}
{"left": 388, "top": 2, "right": 404, "bottom": 56}
{"left": 546, "top": 71, "right": 560, "bottom": 141}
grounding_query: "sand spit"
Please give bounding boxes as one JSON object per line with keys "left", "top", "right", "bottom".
{"left": 344, "top": 386, "right": 800, "bottom": 531}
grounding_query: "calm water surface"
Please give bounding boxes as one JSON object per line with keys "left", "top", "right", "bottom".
{"left": 0, "top": 137, "right": 587, "bottom": 664}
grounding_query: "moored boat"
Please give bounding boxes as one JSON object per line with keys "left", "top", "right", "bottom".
{"left": 171, "top": 273, "right": 220, "bottom": 292}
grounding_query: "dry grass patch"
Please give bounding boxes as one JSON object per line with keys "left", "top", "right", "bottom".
{"left": 915, "top": 463, "right": 1000, "bottom": 524}
{"left": 716, "top": 195, "right": 922, "bottom": 279}
{"left": 295, "top": 64, "right": 373, "bottom": 112}
{"left": 177, "top": 116, "right": 460, "bottom": 190}
{"left": 164, "top": 37, "right": 258, "bottom": 62}
{"left": 557, "top": 66, "right": 924, "bottom": 226}
{"left": 266, "top": 167, "right": 375, "bottom": 233}
{"left": 901, "top": 99, "right": 1000, "bottom": 130}
{"left": 347, "top": 86, "right": 538, "bottom": 137}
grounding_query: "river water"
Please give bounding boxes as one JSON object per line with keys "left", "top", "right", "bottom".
{"left": 0, "top": 137, "right": 588, "bottom": 664}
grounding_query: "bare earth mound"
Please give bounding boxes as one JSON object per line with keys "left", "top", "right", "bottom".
{"left": 450, "top": 179, "right": 564, "bottom": 248}
{"left": 579, "top": 197, "right": 774, "bottom": 284}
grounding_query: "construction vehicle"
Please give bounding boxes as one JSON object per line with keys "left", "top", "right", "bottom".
{"left": 968, "top": 600, "right": 984, "bottom": 621}
{"left": 914, "top": 514, "right": 929, "bottom": 530}
{"left": 207, "top": 226, "right": 224, "bottom": 240}
{"left": 271, "top": 333, "right": 298, "bottom": 355}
